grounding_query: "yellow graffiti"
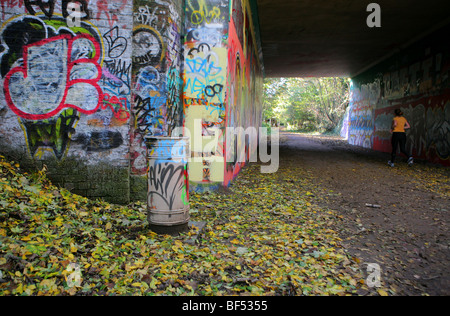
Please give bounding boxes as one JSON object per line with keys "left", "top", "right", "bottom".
{"left": 187, "top": 0, "right": 222, "bottom": 25}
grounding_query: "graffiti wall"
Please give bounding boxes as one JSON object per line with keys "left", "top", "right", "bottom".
{"left": 347, "top": 80, "right": 379, "bottom": 149}
{"left": 225, "top": 0, "right": 263, "bottom": 186}
{"left": 0, "top": 0, "right": 187, "bottom": 203}
{"left": 0, "top": 1, "right": 133, "bottom": 203}
{"left": 0, "top": 0, "right": 264, "bottom": 202}
{"left": 183, "top": 0, "right": 263, "bottom": 191}
{"left": 346, "top": 23, "right": 450, "bottom": 166}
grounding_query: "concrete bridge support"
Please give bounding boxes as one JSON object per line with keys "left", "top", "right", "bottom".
{"left": 0, "top": 0, "right": 263, "bottom": 203}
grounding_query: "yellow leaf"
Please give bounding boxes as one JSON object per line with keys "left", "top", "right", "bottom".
{"left": 149, "top": 278, "right": 159, "bottom": 290}
{"left": 105, "top": 222, "right": 112, "bottom": 230}
{"left": 25, "top": 284, "right": 36, "bottom": 295}
{"left": 132, "top": 282, "right": 142, "bottom": 287}
{"left": 230, "top": 239, "right": 240, "bottom": 245}
{"left": 15, "top": 283, "right": 24, "bottom": 295}
{"left": 377, "top": 289, "right": 389, "bottom": 297}
{"left": 54, "top": 217, "right": 64, "bottom": 227}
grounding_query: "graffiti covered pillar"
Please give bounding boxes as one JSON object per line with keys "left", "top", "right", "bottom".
{"left": 130, "top": 0, "right": 185, "bottom": 201}
{"left": 182, "top": 0, "right": 264, "bottom": 192}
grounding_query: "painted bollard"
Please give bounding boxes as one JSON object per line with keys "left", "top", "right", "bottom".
{"left": 145, "top": 136, "right": 190, "bottom": 234}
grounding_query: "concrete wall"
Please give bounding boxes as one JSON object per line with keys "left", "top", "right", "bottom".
{"left": 0, "top": 0, "right": 185, "bottom": 204}
{"left": 0, "top": 1, "right": 134, "bottom": 204}
{"left": 0, "top": 0, "right": 264, "bottom": 203}
{"left": 345, "top": 23, "right": 450, "bottom": 166}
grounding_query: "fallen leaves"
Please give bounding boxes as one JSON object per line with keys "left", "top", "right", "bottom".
{"left": 185, "top": 163, "right": 367, "bottom": 296}
{"left": 285, "top": 133, "right": 450, "bottom": 296}
{"left": 0, "top": 154, "right": 365, "bottom": 296}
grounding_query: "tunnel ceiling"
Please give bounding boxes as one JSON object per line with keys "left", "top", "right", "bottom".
{"left": 256, "top": 0, "right": 450, "bottom": 78}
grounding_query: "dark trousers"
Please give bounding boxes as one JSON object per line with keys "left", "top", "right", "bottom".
{"left": 391, "top": 132, "right": 410, "bottom": 163}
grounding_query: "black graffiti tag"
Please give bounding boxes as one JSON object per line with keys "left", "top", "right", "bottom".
{"left": 148, "top": 162, "right": 185, "bottom": 210}
{"left": 205, "top": 84, "right": 223, "bottom": 98}
{"left": 132, "top": 27, "right": 163, "bottom": 67}
{"left": 24, "top": 0, "right": 90, "bottom": 19}
{"left": 103, "top": 26, "right": 128, "bottom": 59}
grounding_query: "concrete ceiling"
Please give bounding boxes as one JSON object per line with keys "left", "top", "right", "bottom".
{"left": 256, "top": 0, "right": 450, "bottom": 78}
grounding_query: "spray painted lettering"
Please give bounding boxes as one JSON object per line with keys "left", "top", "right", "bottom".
{"left": 4, "top": 34, "right": 102, "bottom": 120}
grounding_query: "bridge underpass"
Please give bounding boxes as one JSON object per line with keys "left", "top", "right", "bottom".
{"left": 0, "top": 0, "right": 448, "bottom": 297}
{"left": 255, "top": 1, "right": 450, "bottom": 295}
{"left": 256, "top": 0, "right": 450, "bottom": 166}
{"left": 0, "top": 0, "right": 448, "bottom": 203}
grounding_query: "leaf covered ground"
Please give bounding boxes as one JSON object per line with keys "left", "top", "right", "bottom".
{"left": 281, "top": 133, "right": 450, "bottom": 296}
{"left": 0, "top": 154, "right": 366, "bottom": 296}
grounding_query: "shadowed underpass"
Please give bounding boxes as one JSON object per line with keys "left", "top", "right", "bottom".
{"left": 279, "top": 132, "right": 450, "bottom": 296}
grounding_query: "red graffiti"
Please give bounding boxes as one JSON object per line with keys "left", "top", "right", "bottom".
{"left": 96, "top": 0, "right": 127, "bottom": 28}
{"left": 4, "top": 33, "right": 103, "bottom": 120}
{"left": 101, "top": 93, "right": 130, "bottom": 121}
{"left": 1, "top": 0, "right": 24, "bottom": 19}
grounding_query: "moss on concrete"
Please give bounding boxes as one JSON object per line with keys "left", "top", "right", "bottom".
{"left": 130, "top": 175, "right": 148, "bottom": 203}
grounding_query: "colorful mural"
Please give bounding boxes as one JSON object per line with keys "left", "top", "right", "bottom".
{"left": 130, "top": 0, "right": 184, "bottom": 176}
{"left": 183, "top": 0, "right": 263, "bottom": 190}
{"left": 0, "top": 0, "right": 264, "bottom": 202}
{"left": 0, "top": 4, "right": 130, "bottom": 160}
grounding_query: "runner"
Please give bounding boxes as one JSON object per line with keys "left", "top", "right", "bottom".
{"left": 388, "top": 109, "right": 414, "bottom": 167}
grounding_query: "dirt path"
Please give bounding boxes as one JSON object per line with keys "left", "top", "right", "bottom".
{"left": 279, "top": 132, "right": 450, "bottom": 296}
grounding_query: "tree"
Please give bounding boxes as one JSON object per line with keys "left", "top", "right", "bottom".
{"left": 263, "top": 77, "right": 350, "bottom": 133}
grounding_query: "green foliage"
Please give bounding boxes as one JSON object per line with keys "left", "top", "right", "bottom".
{"left": 264, "top": 78, "right": 350, "bottom": 133}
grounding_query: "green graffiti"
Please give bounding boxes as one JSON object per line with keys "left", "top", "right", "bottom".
{"left": 181, "top": 186, "right": 189, "bottom": 206}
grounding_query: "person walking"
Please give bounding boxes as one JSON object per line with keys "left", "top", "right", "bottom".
{"left": 388, "top": 109, "right": 414, "bottom": 167}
